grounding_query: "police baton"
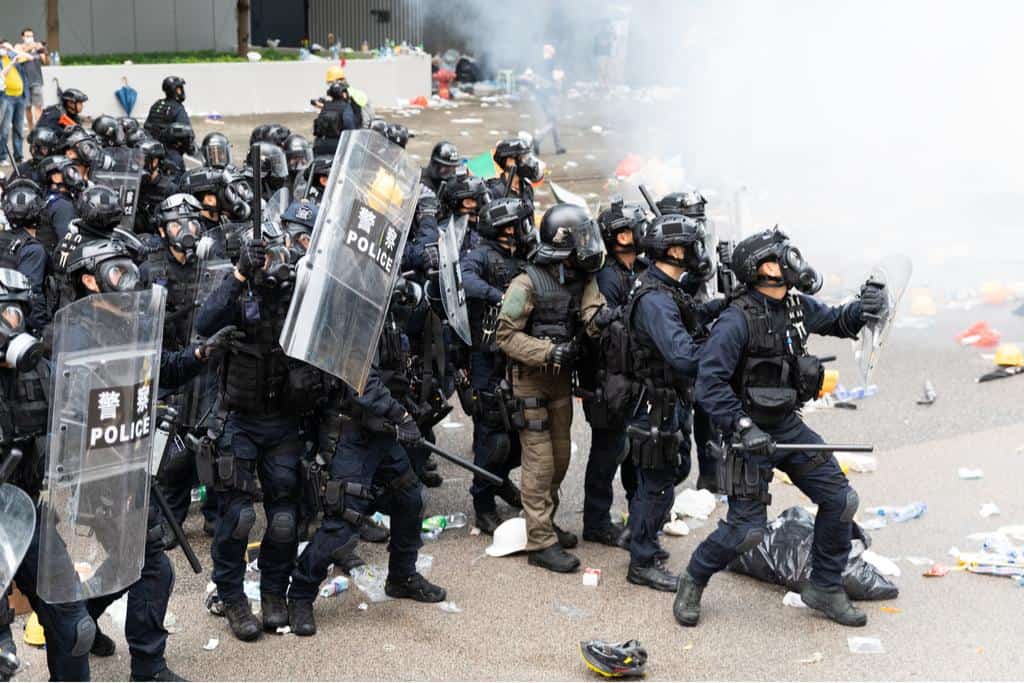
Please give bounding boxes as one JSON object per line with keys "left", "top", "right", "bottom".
{"left": 150, "top": 479, "right": 203, "bottom": 574}
{"left": 379, "top": 422, "right": 504, "bottom": 486}
{"left": 638, "top": 184, "right": 661, "bottom": 217}
{"left": 249, "top": 144, "right": 262, "bottom": 241}
{"left": 729, "top": 443, "right": 874, "bottom": 454}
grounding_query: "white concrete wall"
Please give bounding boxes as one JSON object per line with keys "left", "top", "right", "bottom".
{"left": 39, "top": 55, "right": 431, "bottom": 118}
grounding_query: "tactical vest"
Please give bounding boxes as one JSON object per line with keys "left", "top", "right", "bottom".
{"left": 144, "top": 99, "right": 179, "bottom": 140}
{"left": 0, "top": 229, "right": 30, "bottom": 271}
{"left": 0, "top": 361, "right": 50, "bottom": 443}
{"left": 730, "top": 291, "right": 823, "bottom": 426}
{"left": 626, "top": 270, "right": 701, "bottom": 399}
{"left": 220, "top": 289, "right": 322, "bottom": 416}
{"left": 313, "top": 100, "right": 347, "bottom": 142}
{"left": 36, "top": 194, "right": 64, "bottom": 252}
{"left": 377, "top": 313, "right": 411, "bottom": 400}
{"left": 523, "top": 264, "right": 583, "bottom": 344}
{"left": 468, "top": 241, "right": 522, "bottom": 348}
{"left": 144, "top": 248, "right": 199, "bottom": 352}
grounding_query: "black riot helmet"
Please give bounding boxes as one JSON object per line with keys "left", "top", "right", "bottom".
{"left": 440, "top": 169, "right": 490, "bottom": 218}
{"left": 39, "top": 155, "right": 86, "bottom": 194}
{"left": 597, "top": 196, "right": 646, "bottom": 254}
{"left": 249, "top": 124, "right": 270, "bottom": 147}
{"left": 59, "top": 88, "right": 88, "bottom": 114}
{"left": 139, "top": 139, "right": 166, "bottom": 174}
{"left": 283, "top": 134, "right": 313, "bottom": 173}
{"left": 730, "top": 226, "right": 822, "bottom": 294}
{"left": 57, "top": 228, "right": 147, "bottom": 298}
{"left": 494, "top": 138, "right": 543, "bottom": 182}
{"left": 263, "top": 124, "right": 292, "bottom": 148}
{"left": 119, "top": 117, "right": 145, "bottom": 146}
{"left": 92, "top": 115, "right": 125, "bottom": 147}
{"left": 369, "top": 118, "right": 389, "bottom": 137}
{"left": 656, "top": 191, "right": 707, "bottom": 221}
{"left": 533, "top": 204, "right": 606, "bottom": 272}
{"left": 164, "top": 123, "right": 195, "bottom": 153}
{"left": 75, "top": 185, "right": 124, "bottom": 236}
{"left": 1, "top": 179, "right": 45, "bottom": 229}
{"left": 59, "top": 125, "right": 92, "bottom": 153}
{"left": 385, "top": 123, "right": 410, "bottom": 149}
{"left": 155, "top": 193, "right": 203, "bottom": 260}
{"left": 641, "top": 213, "right": 712, "bottom": 279}
{"left": 326, "top": 80, "right": 349, "bottom": 100}
{"left": 28, "top": 126, "right": 60, "bottom": 160}
{"left": 162, "top": 75, "right": 186, "bottom": 103}
{"left": 478, "top": 197, "right": 535, "bottom": 252}
{"left": 201, "top": 132, "right": 232, "bottom": 169}
{"left": 428, "top": 141, "right": 460, "bottom": 180}
{"left": 280, "top": 199, "right": 318, "bottom": 257}
{"left": 0, "top": 269, "right": 45, "bottom": 370}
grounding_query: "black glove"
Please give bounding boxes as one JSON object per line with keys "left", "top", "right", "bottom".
{"left": 199, "top": 325, "right": 245, "bottom": 362}
{"left": 237, "top": 240, "right": 267, "bottom": 279}
{"left": 395, "top": 413, "right": 421, "bottom": 446}
{"left": 424, "top": 243, "right": 440, "bottom": 271}
{"left": 859, "top": 281, "right": 888, "bottom": 321}
{"left": 547, "top": 341, "right": 578, "bottom": 367}
{"left": 592, "top": 305, "right": 618, "bottom": 330}
{"left": 735, "top": 416, "right": 774, "bottom": 457}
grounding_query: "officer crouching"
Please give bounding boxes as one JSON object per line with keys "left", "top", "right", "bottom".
{"left": 674, "top": 227, "right": 887, "bottom": 628}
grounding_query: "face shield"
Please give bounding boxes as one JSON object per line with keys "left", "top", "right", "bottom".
{"left": 257, "top": 244, "right": 295, "bottom": 289}
{"left": 204, "top": 141, "right": 231, "bottom": 169}
{"left": 571, "top": 219, "right": 607, "bottom": 272}
{"left": 96, "top": 258, "right": 141, "bottom": 293}
{"left": 60, "top": 164, "right": 87, "bottom": 193}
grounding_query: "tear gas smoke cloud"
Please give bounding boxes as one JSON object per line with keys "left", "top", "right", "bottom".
{"left": 426, "top": 0, "right": 1024, "bottom": 289}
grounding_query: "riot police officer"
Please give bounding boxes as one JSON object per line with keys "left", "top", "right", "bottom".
{"left": 421, "top": 141, "right": 460, "bottom": 194}
{"left": 286, "top": 279, "right": 447, "bottom": 637}
{"left": 161, "top": 123, "right": 195, "bottom": 181}
{"left": 144, "top": 76, "right": 191, "bottom": 143}
{"left": 0, "top": 268, "right": 93, "bottom": 682}
{"left": 485, "top": 138, "right": 543, "bottom": 212}
{"left": 312, "top": 81, "right": 363, "bottom": 156}
{"left": 460, "top": 197, "right": 535, "bottom": 533}
{"left": 675, "top": 227, "right": 886, "bottom": 628}
{"left": 194, "top": 228, "right": 318, "bottom": 642}
{"left": 200, "top": 132, "right": 233, "bottom": 170}
{"left": 438, "top": 168, "right": 490, "bottom": 237}
{"left": 135, "top": 140, "right": 178, "bottom": 235}
{"left": 495, "top": 204, "right": 606, "bottom": 573}
{"left": 17, "top": 126, "right": 60, "bottom": 183}
{"left": 120, "top": 117, "right": 147, "bottom": 147}
{"left": 38, "top": 155, "right": 85, "bottom": 252}
{"left": 623, "top": 214, "right": 722, "bottom": 591}
{"left": 92, "top": 115, "right": 126, "bottom": 148}
{"left": 282, "top": 134, "right": 312, "bottom": 186}
{"left": 579, "top": 198, "right": 648, "bottom": 547}
{"left": 0, "top": 179, "right": 50, "bottom": 331}
{"left": 280, "top": 198, "right": 317, "bottom": 260}
{"left": 35, "top": 88, "right": 88, "bottom": 133}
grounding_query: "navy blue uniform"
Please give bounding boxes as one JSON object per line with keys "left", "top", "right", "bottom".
{"left": 626, "top": 267, "right": 704, "bottom": 565}
{"left": 289, "top": 370, "right": 424, "bottom": 601}
{"left": 581, "top": 258, "right": 644, "bottom": 536}
{"left": 42, "top": 191, "right": 76, "bottom": 252}
{"left": 687, "top": 290, "right": 864, "bottom": 589}
{"left": 0, "top": 228, "right": 50, "bottom": 332}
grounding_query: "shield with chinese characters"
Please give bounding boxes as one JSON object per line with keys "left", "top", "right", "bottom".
{"left": 279, "top": 129, "right": 420, "bottom": 393}
{"left": 92, "top": 147, "right": 145, "bottom": 232}
{"left": 37, "top": 286, "right": 166, "bottom": 603}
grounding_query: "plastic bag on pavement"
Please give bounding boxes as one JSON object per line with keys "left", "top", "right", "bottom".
{"left": 728, "top": 507, "right": 899, "bottom": 600}
{"left": 672, "top": 488, "right": 718, "bottom": 520}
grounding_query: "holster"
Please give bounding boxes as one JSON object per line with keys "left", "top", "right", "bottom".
{"left": 713, "top": 441, "right": 772, "bottom": 504}
{"left": 627, "top": 424, "right": 682, "bottom": 470}
{"left": 506, "top": 393, "right": 547, "bottom": 432}
{"left": 195, "top": 435, "right": 257, "bottom": 494}
{"left": 320, "top": 477, "right": 375, "bottom": 526}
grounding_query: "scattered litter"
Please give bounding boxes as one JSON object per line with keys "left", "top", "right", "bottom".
{"left": 563, "top": 161, "right": 579, "bottom": 169}
{"left": 422, "top": 513, "right": 468, "bottom": 540}
{"left": 879, "top": 606, "right": 902, "bottom": 614}
{"left": 553, "top": 602, "right": 589, "bottom": 620}
{"left": 276, "top": 626, "right": 291, "bottom": 635}
{"left": 163, "top": 612, "right": 178, "bottom": 634}
{"left": 862, "top": 550, "right": 901, "bottom": 577}
{"left": 979, "top": 503, "right": 1001, "bottom": 518}
{"left": 243, "top": 580, "right": 261, "bottom": 602}
{"left": 848, "top": 636, "right": 885, "bottom": 654}
{"left": 864, "top": 502, "right": 927, "bottom": 525}
{"left": 977, "top": 366, "right": 1023, "bottom": 383}
{"left": 672, "top": 488, "right": 718, "bottom": 520}
{"left": 383, "top": 644, "right": 396, "bottom": 653}
{"left": 488, "top": 129, "right": 501, "bottom": 135}
{"left": 437, "top": 601, "right": 463, "bottom": 614}
{"left": 958, "top": 467, "right": 984, "bottom": 480}
{"left": 955, "top": 321, "right": 1001, "bottom": 348}
{"left": 459, "top": 130, "right": 470, "bottom": 136}
{"left": 205, "top": 583, "right": 224, "bottom": 616}
{"left": 782, "top": 591, "right": 807, "bottom": 608}
{"left": 922, "top": 564, "right": 949, "bottom": 577}
{"left": 357, "top": 602, "right": 368, "bottom": 611}
{"left": 859, "top": 517, "right": 887, "bottom": 531}
{"left": 832, "top": 384, "right": 878, "bottom": 402}
{"left": 905, "top": 556, "right": 935, "bottom": 566}
{"left": 451, "top": 117, "right": 483, "bottom": 124}
{"left": 583, "top": 568, "right": 602, "bottom": 587}
{"left": 202, "top": 638, "right": 219, "bottom": 651}
{"left": 683, "top": 642, "right": 694, "bottom": 651}
{"left": 371, "top": 512, "right": 391, "bottom": 530}
{"left": 916, "top": 380, "right": 937, "bottom": 405}
{"left": 662, "top": 519, "right": 690, "bottom": 536}
{"left": 470, "top": 527, "right": 481, "bottom": 536}
{"left": 797, "top": 652, "right": 823, "bottom": 664}
{"left": 319, "top": 575, "right": 350, "bottom": 598}
{"left": 837, "top": 453, "right": 878, "bottom": 473}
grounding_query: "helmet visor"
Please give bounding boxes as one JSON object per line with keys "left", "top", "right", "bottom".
{"left": 572, "top": 219, "right": 607, "bottom": 272}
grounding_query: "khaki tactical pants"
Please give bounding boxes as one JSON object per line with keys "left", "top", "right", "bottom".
{"left": 512, "top": 364, "right": 574, "bottom": 551}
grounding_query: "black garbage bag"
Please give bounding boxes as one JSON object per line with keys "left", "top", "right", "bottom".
{"left": 727, "top": 506, "right": 899, "bottom": 600}
{"left": 455, "top": 56, "right": 482, "bottom": 84}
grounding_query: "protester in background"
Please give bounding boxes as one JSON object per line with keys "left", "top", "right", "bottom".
{"left": 0, "top": 40, "right": 30, "bottom": 168}
{"left": 529, "top": 44, "right": 566, "bottom": 156}
{"left": 15, "top": 28, "right": 48, "bottom": 130}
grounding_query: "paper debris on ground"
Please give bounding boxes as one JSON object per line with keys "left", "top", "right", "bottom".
{"left": 672, "top": 488, "right": 718, "bottom": 520}
{"left": 663, "top": 519, "right": 690, "bottom": 536}
{"left": 848, "top": 636, "right": 885, "bottom": 654}
{"left": 979, "top": 503, "right": 1001, "bottom": 518}
{"left": 958, "top": 467, "right": 984, "bottom": 480}
{"left": 797, "top": 652, "right": 823, "bottom": 664}
{"left": 203, "top": 638, "right": 219, "bottom": 651}
{"left": 783, "top": 591, "right": 807, "bottom": 608}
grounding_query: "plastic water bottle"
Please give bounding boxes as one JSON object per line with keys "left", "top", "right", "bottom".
{"left": 319, "top": 575, "right": 349, "bottom": 598}
{"left": 190, "top": 485, "right": 207, "bottom": 504}
{"left": 445, "top": 513, "right": 468, "bottom": 529}
{"left": 51, "top": 51, "right": 60, "bottom": 66}
{"left": 867, "top": 502, "right": 926, "bottom": 523}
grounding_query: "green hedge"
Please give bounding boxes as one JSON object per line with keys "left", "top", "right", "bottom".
{"left": 61, "top": 48, "right": 373, "bottom": 66}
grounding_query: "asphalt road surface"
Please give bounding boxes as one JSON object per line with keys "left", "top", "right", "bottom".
{"left": 12, "top": 91, "right": 1024, "bottom": 681}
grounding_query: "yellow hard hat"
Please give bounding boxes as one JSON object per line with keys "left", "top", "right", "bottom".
{"left": 820, "top": 369, "right": 839, "bottom": 397}
{"left": 994, "top": 343, "right": 1023, "bottom": 367}
{"left": 325, "top": 65, "right": 346, "bottom": 83}
{"left": 24, "top": 611, "right": 46, "bottom": 646}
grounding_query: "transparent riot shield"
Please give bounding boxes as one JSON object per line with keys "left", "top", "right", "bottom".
{"left": 92, "top": 147, "right": 145, "bottom": 232}
{"left": 697, "top": 219, "right": 719, "bottom": 302}
{"left": 0, "top": 482, "right": 35, "bottom": 595}
{"left": 438, "top": 215, "right": 472, "bottom": 345}
{"left": 549, "top": 180, "right": 593, "bottom": 218}
{"left": 38, "top": 286, "right": 166, "bottom": 603}
{"left": 852, "top": 255, "right": 912, "bottom": 385}
{"left": 280, "top": 129, "right": 420, "bottom": 393}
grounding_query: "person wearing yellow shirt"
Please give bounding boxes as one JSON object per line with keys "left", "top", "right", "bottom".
{"left": 0, "top": 39, "right": 30, "bottom": 167}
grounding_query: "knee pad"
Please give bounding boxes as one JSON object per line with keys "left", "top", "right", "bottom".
{"left": 735, "top": 527, "right": 765, "bottom": 554}
{"left": 327, "top": 535, "right": 359, "bottom": 564}
{"left": 232, "top": 505, "right": 256, "bottom": 541}
{"left": 269, "top": 510, "right": 296, "bottom": 544}
{"left": 70, "top": 616, "right": 96, "bottom": 658}
{"left": 840, "top": 488, "right": 860, "bottom": 523}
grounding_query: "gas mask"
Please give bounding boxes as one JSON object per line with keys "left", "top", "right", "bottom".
{"left": 94, "top": 258, "right": 141, "bottom": 293}
{"left": 769, "top": 245, "right": 822, "bottom": 294}
{"left": 163, "top": 219, "right": 200, "bottom": 262}
{"left": 684, "top": 226, "right": 715, "bottom": 282}
{"left": 0, "top": 303, "right": 44, "bottom": 371}
{"left": 517, "top": 154, "right": 544, "bottom": 182}
{"left": 254, "top": 244, "right": 295, "bottom": 290}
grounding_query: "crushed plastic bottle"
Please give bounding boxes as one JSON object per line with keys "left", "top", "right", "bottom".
{"left": 421, "top": 513, "right": 468, "bottom": 540}
{"left": 865, "top": 502, "right": 927, "bottom": 524}
{"left": 191, "top": 485, "right": 207, "bottom": 503}
{"left": 848, "top": 636, "right": 885, "bottom": 654}
{"left": 319, "top": 576, "right": 349, "bottom": 598}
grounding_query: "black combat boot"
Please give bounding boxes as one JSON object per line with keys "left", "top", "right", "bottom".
{"left": 673, "top": 571, "right": 705, "bottom": 627}
{"left": 288, "top": 599, "right": 317, "bottom": 637}
{"left": 801, "top": 583, "right": 867, "bottom": 627}
{"left": 261, "top": 593, "right": 288, "bottom": 631}
{"left": 90, "top": 628, "right": 116, "bottom": 657}
{"left": 582, "top": 522, "right": 626, "bottom": 548}
{"left": 475, "top": 510, "right": 503, "bottom": 536}
{"left": 553, "top": 524, "right": 578, "bottom": 549}
{"left": 627, "top": 561, "right": 679, "bottom": 592}
{"left": 130, "top": 667, "right": 187, "bottom": 681}
{"left": 384, "top": 573, "right": 447, "bottom": 602}
{"left": 358, "top": 518, "right": 389, "bottom": 543}
{"left": 528, "top": 544, "right": 581, "bottom": 573}
{"left": 223, "top": 597, "right": 261, "bottom": 642}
